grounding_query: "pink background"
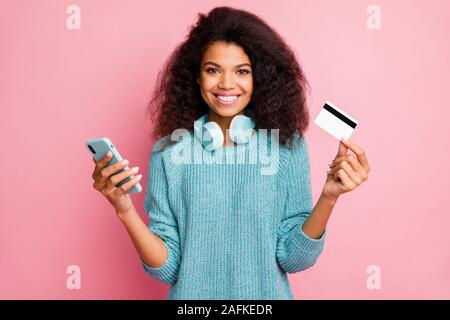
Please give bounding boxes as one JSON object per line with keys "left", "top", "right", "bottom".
{"left": 1, "top": 0, "right": 449, "bottom": 299}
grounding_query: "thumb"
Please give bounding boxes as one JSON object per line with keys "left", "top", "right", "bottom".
{"left": 337, "top": 139, "right": 348, "bottom": 157}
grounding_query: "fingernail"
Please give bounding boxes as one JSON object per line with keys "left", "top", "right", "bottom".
{"left": 107, "top": 151, "right": 112, "bottom": 157}
{"left": 136, "top": 174, "right": 142, "bottom": 179}
{"left": 131, "top": 166, "right": 139, "bottom": 172}
{"left": 121, "top": 159, "right": 129, "bottom": 165}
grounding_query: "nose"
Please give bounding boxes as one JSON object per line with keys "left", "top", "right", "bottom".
{"left": 218, "top": 71, "right": 236, "bottom": 89}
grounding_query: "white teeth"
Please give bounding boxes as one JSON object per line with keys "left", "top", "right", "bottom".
{"left": 217, "top": 95, "right": 238, "bottom": 101}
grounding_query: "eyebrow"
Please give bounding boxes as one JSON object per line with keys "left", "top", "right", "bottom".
{"left": 202, "top": 61, "right": 252, "bottom": 69}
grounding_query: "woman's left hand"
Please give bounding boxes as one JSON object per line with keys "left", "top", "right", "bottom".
{"left": 322, "top": 138, "right": 371, "bottom": 201}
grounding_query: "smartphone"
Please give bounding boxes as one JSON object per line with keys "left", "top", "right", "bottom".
{"left": 85, "top": 137, "right": 142, "bottom": 194}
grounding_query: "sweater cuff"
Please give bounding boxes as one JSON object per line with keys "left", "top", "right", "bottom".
{"left": 141, "top": 247, "right": 179, "bottom": 285}
{"left": 288, "top": 224, "right": 326, "bottom": 254}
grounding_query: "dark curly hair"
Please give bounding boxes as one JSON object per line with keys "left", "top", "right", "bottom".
{"left": 147, "top": 6, "right": 311, "bottom": 151}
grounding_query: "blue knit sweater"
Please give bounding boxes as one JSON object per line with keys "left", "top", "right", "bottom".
{"left": 141, "top": 129, "right": 326, "bottom": 300}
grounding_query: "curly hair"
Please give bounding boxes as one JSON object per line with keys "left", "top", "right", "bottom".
{"left": 147, "top": 6, "right": 311, "bottom": 151}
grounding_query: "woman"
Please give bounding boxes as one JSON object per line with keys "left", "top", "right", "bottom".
{"left": 91, "top": 6, "right": 370, "bottom": 299}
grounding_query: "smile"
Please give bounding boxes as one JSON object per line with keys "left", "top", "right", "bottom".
{"left": 213, "top": 94, "right": 241, "bottom": 105}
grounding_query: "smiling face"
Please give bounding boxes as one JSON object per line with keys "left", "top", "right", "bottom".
{"left": 197, "top": 41, "right": 253, "bottom": 119}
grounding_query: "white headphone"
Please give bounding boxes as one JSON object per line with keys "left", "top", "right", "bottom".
{"left": 193, "top": 111, "right": 256, "bottom": 152}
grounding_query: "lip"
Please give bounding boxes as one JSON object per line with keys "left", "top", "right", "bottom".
{"left": 213, "top": 93, "right": 241, "bottom": 106}
{"left": 213, "top": 93, "right": 242, "bottom": 96}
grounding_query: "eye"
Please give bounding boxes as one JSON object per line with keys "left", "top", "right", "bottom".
{"left": 238, "top": 69, "right": 251, "bottom": 75}
{"left": 206, "top": 67, "right": 219, "bottom": 74}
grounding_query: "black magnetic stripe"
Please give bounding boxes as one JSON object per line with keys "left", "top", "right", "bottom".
{"left": 323, "top": 103, "right": 357, "bottom": 129}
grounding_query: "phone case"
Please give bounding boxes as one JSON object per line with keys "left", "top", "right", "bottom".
{"left": 84, "top": 137, "right": 142, "bottom": 194}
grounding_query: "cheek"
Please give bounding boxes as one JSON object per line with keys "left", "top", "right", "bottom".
{"left": 241, "top": 77, "right": 253, "bottom": 94}
{"left": 200, "top": 74, "right": 219, "bottom": 89}
{"left": 199, "top": 85, "right": 214, "bottom": 99}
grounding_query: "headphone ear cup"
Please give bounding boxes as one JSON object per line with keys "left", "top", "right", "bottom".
{"left": 202, "top": 121, "right": 224, "bottom": 151}
{"left": 194, "top": 114, "right": 224, "bottom": 151}
{"left": 229, "top": 115, "right": 256, "bottom": 144}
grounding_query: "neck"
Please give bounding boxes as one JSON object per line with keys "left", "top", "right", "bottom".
{"left": 207, "top": 109, "right": 246, "bottom": 147}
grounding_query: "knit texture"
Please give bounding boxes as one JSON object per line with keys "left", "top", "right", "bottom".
{"left": 141, "top": 129, "right": 326, "bottom": 300}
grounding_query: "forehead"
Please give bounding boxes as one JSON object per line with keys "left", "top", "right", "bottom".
{"left": 201, "top": 41, "right": 251, "bottom": 65}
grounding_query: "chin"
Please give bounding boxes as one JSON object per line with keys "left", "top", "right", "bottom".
{"left": 211, "top": 106, "right": 245, "bottom": 118}
{"left": 209, "top": 98, "right": 249, "bottom": 117}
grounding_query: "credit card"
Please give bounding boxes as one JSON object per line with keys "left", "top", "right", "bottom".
{"left": 314, "top": 101, "right": 359, "bottom": 140}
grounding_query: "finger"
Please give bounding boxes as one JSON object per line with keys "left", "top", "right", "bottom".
{"left": 336, "top": 139, "right": 348, "bottom": 157}
{"left": 329, "top": 154, "right": 356, "bottom": 168}
{"left": 346, "top": 156, "right": 369, "bottom": 181}
{"left": 334, "top": 168, "right": 357, "bottom": 192}
{"left": 93, "top": 151, "right": 113, "bottom": 175}
{"left": 113, "top": 173, "right": 143, "bottom": 194}
{"left": 328, "top": 159, "right": 354, "bottom": 176}
{"left": 327, "top": 160, "right": 342, "bottom": 176}
{"left": 328, "top": 157, "right": 364, "bottom": 180}
{"left": 92, "top": 179, "right": 107, "bottom": 192}
{"left": 340, "top": 138, "right": 370, "bottom": 172}
{"left": 100, "top": 158, "right": 130, "bottom": 182}
{"left": 335, "top": 161, "right": 363, "bottom": 186}
{"left": 108, "top": 166, "right": 139, "bottom": 187}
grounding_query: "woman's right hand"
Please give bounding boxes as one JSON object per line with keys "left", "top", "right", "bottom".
{"left": 91, "top": 151, "right": 143, "bottom": 215}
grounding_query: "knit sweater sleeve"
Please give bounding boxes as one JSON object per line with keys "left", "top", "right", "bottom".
{"left": 140, "top": 138, "right": 181, "bottom": 285}
{"left": 276, "top": 134, "right": 326, "bottom": 273}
